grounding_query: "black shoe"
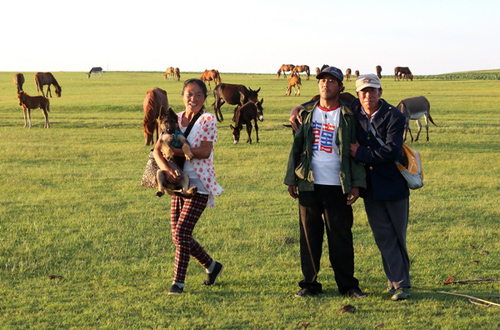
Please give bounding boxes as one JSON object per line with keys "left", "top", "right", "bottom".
{"left": 203, "top": 262, "right": 224, "bottom": 285}
{"left": 347, "top": 288, "right": 367, "bottom": 299}
{"left": 295, "top": 287, "right": 321, "bottom": 298}
{"left": 168, "top": 284, "right": 183, "bottom": 295}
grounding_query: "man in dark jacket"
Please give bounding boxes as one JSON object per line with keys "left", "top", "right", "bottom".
{"left": 284, "top": 66, "right": 367, "bottom": 298}
{"left": 350, "top": 74, "right": 411, "bottom": 300}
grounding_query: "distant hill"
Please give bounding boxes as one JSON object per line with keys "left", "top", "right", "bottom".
{"left": 418, "top": 69, "right": 500, "bottom": 80}
{"left": 451, "top": 69, "right": 500, "bottom": 74}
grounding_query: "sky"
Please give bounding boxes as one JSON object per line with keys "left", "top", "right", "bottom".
{"left": 2, "top": 0, "right": 499, "bottom": 75}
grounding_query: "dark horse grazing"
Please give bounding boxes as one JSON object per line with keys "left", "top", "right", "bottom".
{"left": 17, "top": 91, "right": 50, "bottom": 128}
{"left": 200, "top": 69, "right": 221, "bottom": 89}
{"left": 143, "top": 87, "right": 169, "bottom": 145}
{"left": 394, "top": 66, "right": 413, "bottom": 81}
{"left": 376, "top": 65, "right": 382, "bottom": 78}
{"left": 35, "top": 72, "right": 62, "bottom": 98}
{"left": 13, "top": 73, "right": 25, "bottom": 92}
{"left": 230, "top": 101, "right": 260, "bottom": 144}
{"left": 212, "top": 83, "right": 264, "bottom": 122}
{"left": 87, "top": 67, "right": 103, "bottom": 78}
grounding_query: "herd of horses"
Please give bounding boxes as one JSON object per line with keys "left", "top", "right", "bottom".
{"left": 282, "top": 64, "right": 415, "bottom": 98}
{"left": 88, "top": 67, "right": 103, "bottom": 79}
{"left": 278, "top": 64, "right": 435, "bottom": 142}
{"left": 11, "top": 64, "right": 433, "bottom": 146}
{"left": 394, "top": 66, "right": 413, "bottom": 81}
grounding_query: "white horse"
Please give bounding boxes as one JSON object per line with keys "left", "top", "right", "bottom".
{"left": 397, "top": 96, "right": 437, "bottom": 142}
{"left": 87, "top": 67, "right": 103, "bottom": 78}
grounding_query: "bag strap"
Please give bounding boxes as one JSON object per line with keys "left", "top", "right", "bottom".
{"left": 368, "top": 123, "right": 385, "bottom": 146}
{"left": 183, "top": 109, "right": 204, "bottom": 138}
{"left": 368, "top": 123, "right": 403, "bottom": 166}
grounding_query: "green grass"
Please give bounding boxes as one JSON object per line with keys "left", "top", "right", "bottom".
{"left": 1, "top": 71, "right": 499, "bottom": 329}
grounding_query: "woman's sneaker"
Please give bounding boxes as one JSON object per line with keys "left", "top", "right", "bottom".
{"left": 168, "top": 284, "right": 184, "bottom": 295}
{"left": 203, "top": 262, "right": 224, "bottom": 285}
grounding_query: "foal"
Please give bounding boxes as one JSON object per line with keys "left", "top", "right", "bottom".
{"left": 17, "top": 91, "right": 50, "bottom": 128}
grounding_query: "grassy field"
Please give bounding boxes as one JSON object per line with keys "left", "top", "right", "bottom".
{"left": 0, "top": 71, "right": 499, "bottom": 329}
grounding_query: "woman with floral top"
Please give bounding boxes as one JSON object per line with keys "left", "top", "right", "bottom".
{"left": 153, "top": 78, "right": 224, "bottom": 295}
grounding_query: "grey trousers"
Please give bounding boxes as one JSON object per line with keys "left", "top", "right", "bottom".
{"left": 364, "top": 197, "right": 411, "bottom": 289}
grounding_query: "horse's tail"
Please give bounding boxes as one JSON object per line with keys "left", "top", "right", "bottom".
{"left": 143, "top": 104, "right": 157, "bottom": 136}
{"left": 143, "top": 117, "right": 156, "bottom": 136}
{"left": 34, "top": 75, "right": 41, "bottom": 93}
{"left": 428, "top": 113, "right": 437, "bottom": 126}
{"left": 234, "top": 105, "right": 242, "bottom": 127}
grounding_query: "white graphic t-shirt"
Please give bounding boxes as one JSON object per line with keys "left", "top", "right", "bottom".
{"left": 310, "top": 105, "right": 341, "bottom": 186}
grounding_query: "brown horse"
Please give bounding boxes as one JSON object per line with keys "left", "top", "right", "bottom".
{"left": 286, "top": 73, "right": 301, "bottom": 96}
{"left": 164, "top": 67, "right": 174, "bottom": 80}
{"left": 355, "top": 70, "right": 360, "bottom": 78}
{"left": 13, "top": 73, "right": 25, "bottom": 92}
{"left": 213, "top": 83, "right": 263, "bottom": 122}
{"left": 34, "top": 72, "right": 62, "bottom": 98}
{"left": 376, "top": 65, "right": 382, "bottom": 78}
{"left": 345, "top": 68, "right": 352, "bottom": 82}
{"left": 315, "top": 67, "right": 320, "bottom": 75}
{"left": 292, "top": 65, "right": 310, "bottom": 80}
{"left": 174, "top": 68, "right": 180, "bottom": 81}
{"left": 143, "top": 87, "right": 169, "bottom": 145}
{"left": 17, "top": 91, "right": 50, "bottom": 128}
{"left": 200, "top": 69, "right": 221, "bottom": 89}
{"left": 277, "top": 64, "right": 295, "bottom": 78}
{"left": 394, "top": 66, "right": 413, "bottom": 81}
{"left": 230, "top": 101, "right": 260, "bottom": 144}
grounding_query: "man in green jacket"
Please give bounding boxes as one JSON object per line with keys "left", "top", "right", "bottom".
{"left": 284, "top": 66, "right": 367, "bottom": 298}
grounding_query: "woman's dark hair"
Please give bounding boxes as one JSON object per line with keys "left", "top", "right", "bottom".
{"left": 182, "top": 78, "right": 208, "bottom": 98}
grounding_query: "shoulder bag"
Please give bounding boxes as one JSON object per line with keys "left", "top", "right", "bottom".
{"left": 368, "top": 123, "right": 423, "bottom": 190}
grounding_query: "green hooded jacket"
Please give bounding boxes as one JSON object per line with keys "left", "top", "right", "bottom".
{"left": 284, "top": 100, "right": 366, "bottom": 194}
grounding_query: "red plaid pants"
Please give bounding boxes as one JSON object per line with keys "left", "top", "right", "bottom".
{"left": 170, "top": 193, "right": 213, "bottom": 284}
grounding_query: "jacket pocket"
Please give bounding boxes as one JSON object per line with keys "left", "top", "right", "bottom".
{"left": 295, "top": 151, "right": 313, "bottom": 181}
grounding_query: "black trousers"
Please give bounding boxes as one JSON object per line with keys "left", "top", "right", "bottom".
{"left": 298, "top": 185, "right": 360, "bottom": 294}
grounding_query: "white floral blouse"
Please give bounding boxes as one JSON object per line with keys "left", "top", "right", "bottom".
{"left": 178, "top": 110, "right": 223, "bottom": 208}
